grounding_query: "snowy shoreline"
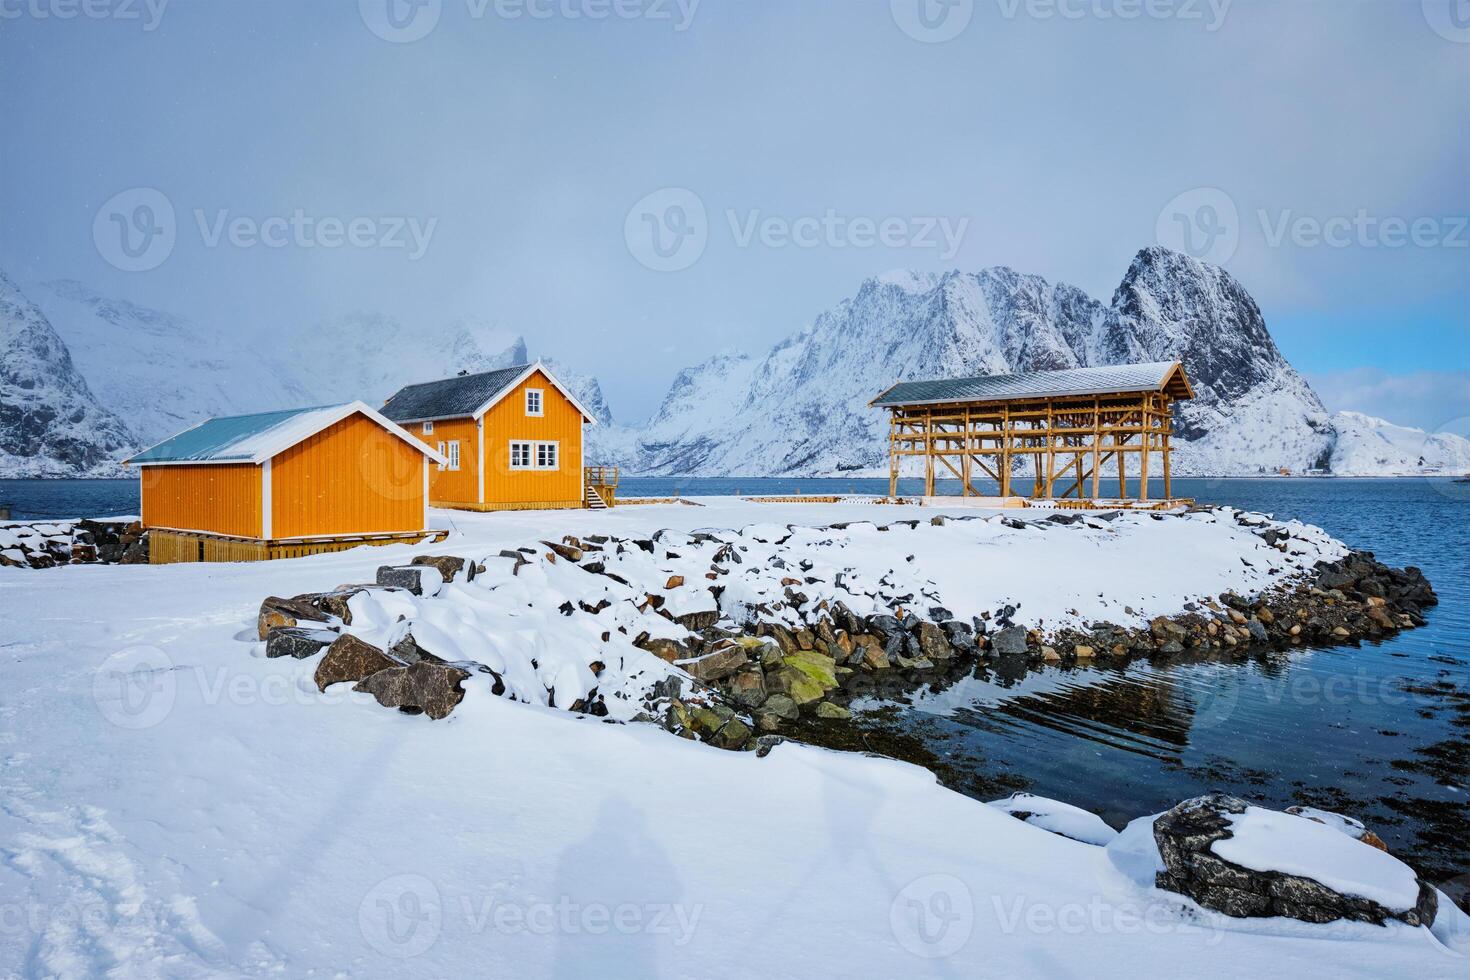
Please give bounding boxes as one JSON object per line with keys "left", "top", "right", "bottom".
{"left": 2, "top": 497, "right": 1465, "bottom": 976}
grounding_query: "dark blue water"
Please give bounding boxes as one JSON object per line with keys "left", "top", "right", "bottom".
{"left": 7, "top": 476, "right": 1467, "bottom": 883}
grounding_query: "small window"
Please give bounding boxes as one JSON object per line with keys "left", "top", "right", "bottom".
{"left": 509, "top": 440, "right": 533, "bottom": 470}
{"left": 525, "top": 388, "right": 544, "bottom": 417}
{"left": 437, "top": 441, "right": 446, "bottom": 472}
{"left": 447, "top": 440, "right": 461, "bottom": 472}
{"left": 536, "top": 441, "right": 558, "bottom": 470}
{"left": 422, "top": 421, "right": 434, "bottom": 434}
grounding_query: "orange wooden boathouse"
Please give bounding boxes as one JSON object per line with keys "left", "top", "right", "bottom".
{"left": 126, "top": 401, "right": 447, "bottom": 563}
{"left": 380, "top": 362, "right": 615, "bottom": 511}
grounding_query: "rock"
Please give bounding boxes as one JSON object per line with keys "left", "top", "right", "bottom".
{"left": 915, "top": 622, "right": 952, "bottom": 661}
{"left": 353, "top": 661, "right": 470, "bottom": 720}
{"left": 257, "top": 595, "right": 332, "bottom": 640}
{"left": 1247, "top": 620, "right": 1269, "bottom": 643}
{"left": 315, "top": 634, "right": 405, "bottom": 691}
{"left": 940, "top": 620, "right": 977, "bottom": 653}
{"left": 990, "top": 626, "right": 1029, "bottom": 656}
{"left": 815, "top": 702, "right": 851, "bottom": 720}
{"left": 411, "top": 554, "right": 470, "bottom": 583}
{"left": 709, "top": 718, "right": 752, "bottom": 750}
{"left": 782, "top": 649, "right": 838, "bottom": 689}
{"left": 265, "top": 626, "right": 336, "bottom": 660}
{"left": 760, "top": 693, "right": 799, "bottom": 720}
{"left": 665, "top": 574, "right": 685, "bottom": 589}
{"left": 1152, "top": 794, "right": 1436, "bottom": 927}
{"left": 306, "top": 587, "right": 367, "bottom": 623}
{"left": 727, "top": 670, "right": 767, "bottom": 708}
{"left": 635, "top": 636, "right": 690, "bottom": 663}
{"left": 674, "top": 609, "right": 720, "bottom": 631}
{"left": 769, "top": 666, "right": 827, "bottom": 705}
{"left": 1039, "top": 646, "right": 1060, "bottom": 661}
{"left": 680, "top": 645, "right": 750, "bottom": 682}
{"left": 1072, "top": 645, "right": 1095, "bottom": 659}
{"left": 862, "top": 644, "right": 890, "bottom": 670}
{"left": 376, "top": 565, "right": 442, "bottom": 596}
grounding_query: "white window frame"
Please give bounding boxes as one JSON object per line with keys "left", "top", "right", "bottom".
{"left": 510, "top": 439, "right": 558, "bottom": 471}
{"left": 422, "top": 421, "right": 434, "bottom": 434}
{"left": 437, "top": 441, "right": 446, "bottom": 472}
{"left": 447, "top": 440, "right": 461, "bottom": 472}
{"left": 525, "top": 388, "right": 544, "bottom": 417}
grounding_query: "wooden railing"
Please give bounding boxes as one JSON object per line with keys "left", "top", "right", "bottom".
{"left": 584, "top": 466, "right": 619, "bottom": 488}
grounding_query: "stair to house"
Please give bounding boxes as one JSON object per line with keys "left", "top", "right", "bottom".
{"left": 584, "top": 484, "right": 608, "bottom": 510}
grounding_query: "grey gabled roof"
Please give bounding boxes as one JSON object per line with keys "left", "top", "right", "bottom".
{"left": 380, "top": 362, "right": 599, "bottom": 425}
{"left": 870, "top": 361, "right": 1191, "bottom": 408}
{"left": 380, "top": 365, "right": 531, "bottom": 423}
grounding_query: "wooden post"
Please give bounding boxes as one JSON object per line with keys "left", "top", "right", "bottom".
{"left": 887, "top": 413, "right": 894, "bottom": 498}
{"left": 1139, "top": 395, "right": 1150, "bottom": 501}
{"left": 1162, "top": 396, "right": 1173, "bottom": 501}
{"left": 1043, "top": 400, "right": 1055, "bottom": 498}
{"left": 961, "top": 406, "right": 972, "bottom": 497}
{"left": 923, "top": 409, "right": 935, "bottom": 498}
{"left": 1091, "top": 397, "right": 1101, "bottom": 501}
{"left": 1000, "top": 403, "right": 1011, "bottom": 499}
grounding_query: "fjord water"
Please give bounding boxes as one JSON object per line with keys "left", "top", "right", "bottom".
{"left": 5, "top": 477, "right": 1467, "bottom": 883}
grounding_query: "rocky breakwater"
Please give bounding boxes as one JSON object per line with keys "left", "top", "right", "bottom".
{"left": 614, "top": 510, "right": 1437, "bottom": 751}
{"left": 0, "top": 518, "right": 147, "bottom": 568}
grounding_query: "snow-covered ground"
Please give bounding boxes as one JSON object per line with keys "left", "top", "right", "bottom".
{"left": 1, "top": 499, "right": 1465, "bottom": 978}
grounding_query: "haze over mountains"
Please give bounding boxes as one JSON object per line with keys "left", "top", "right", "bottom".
{"left": 2, "top": 250, "right": 1466, "bottom": 480}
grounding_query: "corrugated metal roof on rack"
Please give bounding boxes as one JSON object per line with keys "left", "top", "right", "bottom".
{"left": 870, "top": 361, "right": 1186, "bottom": 407}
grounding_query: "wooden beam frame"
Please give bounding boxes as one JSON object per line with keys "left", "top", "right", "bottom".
{"left": 884, "top": 389, "right": 1178, "bottom": 503}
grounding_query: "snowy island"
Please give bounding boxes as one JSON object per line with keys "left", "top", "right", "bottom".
{"left": 2, "top": 497, "right": 1466, "bottom": 977}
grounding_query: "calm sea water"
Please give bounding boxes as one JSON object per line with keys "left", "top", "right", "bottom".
{"left": 5, "top": 476, "right": 1467, "bottom": 882}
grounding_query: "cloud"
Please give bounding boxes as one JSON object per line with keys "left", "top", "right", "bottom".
{"left": 1307, "top": 368, "right": 1470, "bottom": 435}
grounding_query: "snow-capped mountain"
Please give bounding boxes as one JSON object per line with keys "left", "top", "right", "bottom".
{"left": 4, "top": 249, "right": 1467, "bottom": 480}
{"left": 616, "top": 248, "right": 1466, "bottom": 478}
{"left": 0, "top": 273, "right": 135, "bottom": 477}
{"left": 1329, "top": 411, "right": 1470, "bottom": 476}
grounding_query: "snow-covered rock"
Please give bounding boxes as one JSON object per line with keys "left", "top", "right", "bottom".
{"left": 0, "top": 272, "right": 135, "bottom": 477}
{"left": 987, "top": 792, "right": 1119, "bottom": 846}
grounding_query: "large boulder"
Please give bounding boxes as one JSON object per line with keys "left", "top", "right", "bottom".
{"left": 315, "top": 634, "right": 405, "bottom": 691}
{"left": 1152, "top": 794, "right": 1436, "bottom": 926}
{"left": 265, "top": 626, "right": 337, "bottom": 660}
{"left": 376, "top": 565, "right": 443, "bottom": 596}
{"left": 680, "top": 644, "right": 749, "bottom": 682}
{"left": 257, "top": 595, "right": 332, "bottom": 640}
{"left": 353, "top": 661, "right": 470, "bottom": 720}
{"left": 412, "top": 554, "right": 471, "bottom": 583}
{"left": 989, "top": 625, "right": 1029, "bottom": 656}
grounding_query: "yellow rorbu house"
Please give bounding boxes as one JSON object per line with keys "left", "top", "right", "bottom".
{"left": 380, "top": 362, "right": 614, "bottom": 511}
{"left": 126, "top": 401, "right": 447, "bottom": 563}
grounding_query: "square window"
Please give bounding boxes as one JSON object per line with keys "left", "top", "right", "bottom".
{"left": 510, "top": 441, "right": 532, "bottom": 469}
{"left": 423, "top": 421, "right": 434, "bottom": 434}
{"left": 536, "top": 441, "right": 558, "bottom": 469}
{"left": 525, "top": 388, "right": 544, "bottom": 416}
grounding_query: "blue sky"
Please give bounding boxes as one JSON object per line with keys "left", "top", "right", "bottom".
{"left": 1, "top": 0, "right": 1466, "bottom": 428}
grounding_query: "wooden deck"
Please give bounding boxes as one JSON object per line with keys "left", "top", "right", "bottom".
{"left": 149, "top": 528, "right": 447, "bottom": 564}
